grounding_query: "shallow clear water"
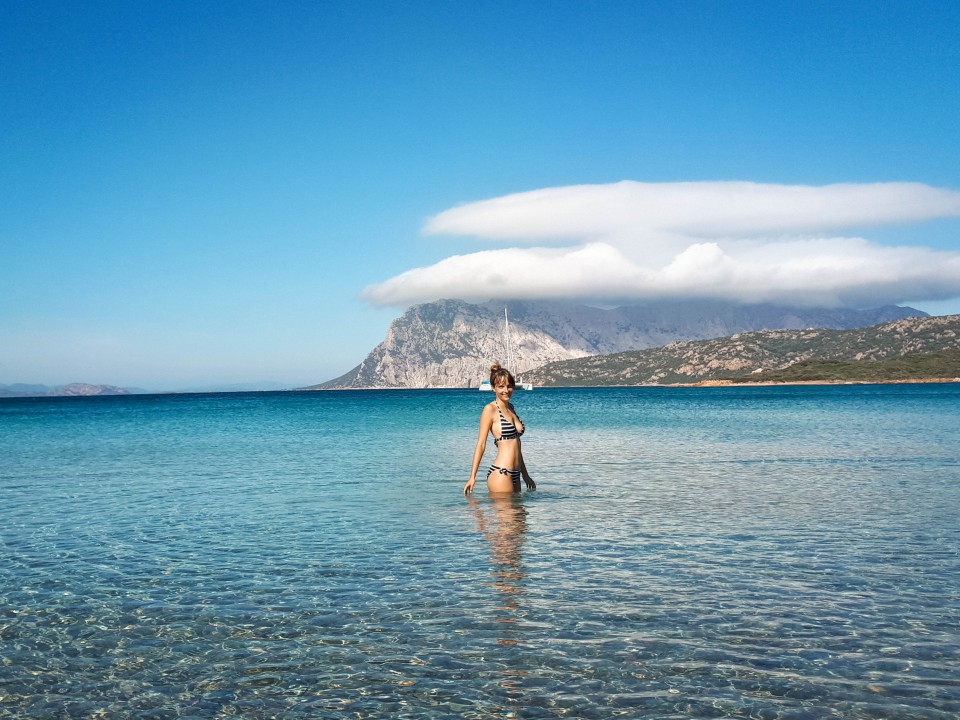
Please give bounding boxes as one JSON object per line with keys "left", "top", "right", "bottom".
{"left": 2, "top": 385, "right": 959, "bottom": 719}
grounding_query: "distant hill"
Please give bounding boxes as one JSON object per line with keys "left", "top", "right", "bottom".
{"left": 0, "top": 383, "right": 133, "bottom": 398}
{"left": 303, "top": 299, "right": 925, "bottom": 389}
{"left": 730, "top": 350, "right": 960, "bottom": 384}
{"left": 524, "top": 314, "right": 960, "bottom": 386}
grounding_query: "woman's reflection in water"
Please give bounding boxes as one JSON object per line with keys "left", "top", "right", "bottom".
{"left": 470, "top": 492, "right": 530, "bottom": 705}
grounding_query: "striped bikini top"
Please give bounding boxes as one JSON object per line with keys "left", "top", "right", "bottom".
{"left": 493, "top": 402, "right": 524, "bottom": 445}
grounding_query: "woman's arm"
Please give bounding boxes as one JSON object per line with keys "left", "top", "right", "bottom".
{"left": 464, "top": 405, "right": 493, "bottom": 495}
{"left": 518, "top": 441, "right": 536, "bottom": 489}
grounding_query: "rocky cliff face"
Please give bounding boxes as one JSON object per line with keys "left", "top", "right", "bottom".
{"left": 308, "top": 299, "right": 925, "bottom": 389}
{"left": 313, "top": 300, "right": 580, "bottom": 389}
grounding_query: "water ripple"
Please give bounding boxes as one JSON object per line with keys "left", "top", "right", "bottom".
{"left": 2, "top": 387, "right": 959, "bottom": 718}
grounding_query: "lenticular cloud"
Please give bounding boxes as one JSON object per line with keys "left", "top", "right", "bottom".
{"left": 360, "top": 181, "right": 960, "bottom": 308}
{"left": 423, "top": 181, "right": 960, "bottom": 241}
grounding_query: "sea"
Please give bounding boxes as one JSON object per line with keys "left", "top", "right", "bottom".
{"left": 2, "top": 384, "right": 958, "bottom": 719}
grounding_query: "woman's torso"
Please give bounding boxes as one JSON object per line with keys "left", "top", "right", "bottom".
{"left": 491, "top": 401, "right": 523, "bottom": 468}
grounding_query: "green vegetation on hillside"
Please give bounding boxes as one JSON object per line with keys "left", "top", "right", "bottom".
{"left": 524, "top": 315, "right": 960, "bottom": 386}
{"left": 733, "top": 349, "right": 960, "bottom": 384}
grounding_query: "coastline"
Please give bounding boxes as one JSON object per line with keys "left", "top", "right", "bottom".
{"left": 681, "top": 376, "right": 960, "bottom": 388}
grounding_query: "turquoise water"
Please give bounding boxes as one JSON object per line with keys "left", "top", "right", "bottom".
{"left": 2, "top": 385, "right": 959, "bottom": 719}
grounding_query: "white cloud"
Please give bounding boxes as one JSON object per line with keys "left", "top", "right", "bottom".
{"left": 362, "top": 181, "right": 960, "bottom": 308}
{"left": 424, "top": 181, "right": 960, "bottom": 241}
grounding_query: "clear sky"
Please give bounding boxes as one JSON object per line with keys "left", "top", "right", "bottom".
{"left": 3, "top": 0, "right": 959, "bottom": 391}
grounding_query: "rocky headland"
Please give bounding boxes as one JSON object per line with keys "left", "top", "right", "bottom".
{"left": 303, "top": 299, "right": 926, "bottom": 389}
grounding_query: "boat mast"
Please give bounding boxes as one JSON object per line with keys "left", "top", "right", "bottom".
{"left": 504, "top": 307, "right": 512, "bottom": 370}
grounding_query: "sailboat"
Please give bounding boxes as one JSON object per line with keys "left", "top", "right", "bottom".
{"left": 479, "top": 308, "right": 534, "bottom": 390}
{"left": 506, "top": 308, "right": 534, "bottom": 390}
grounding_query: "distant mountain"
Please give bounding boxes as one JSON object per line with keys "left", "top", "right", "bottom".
{"left": 0, "top": 383, "right": 133, "bottom": 398}
{"left": 0, "top": 383, "right": 51, "bottom": 397}
{"left": 524, "top": 314, "right": 960, "bottom": 386}
{"left": 0, "top": 381, "right": 299, "bottom": 398}
{"left": 302, "top": 299, "right": 926, "bottom": 389}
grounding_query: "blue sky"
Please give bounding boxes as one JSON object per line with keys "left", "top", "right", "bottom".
{"left": 2, "top": 0, "right": 959, "bottom": 391}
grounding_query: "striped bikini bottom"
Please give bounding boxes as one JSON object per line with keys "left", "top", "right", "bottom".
{"left": 488, "top": 464, "right": 521, "bottom": 489}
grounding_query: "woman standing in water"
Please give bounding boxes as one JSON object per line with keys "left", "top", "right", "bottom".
{"left": 464, "top": 364, "right": 536, "bottom": 495}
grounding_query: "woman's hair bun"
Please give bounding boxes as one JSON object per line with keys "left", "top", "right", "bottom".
{"left": 489, "top": 363, "right": 515, "bottom": 387}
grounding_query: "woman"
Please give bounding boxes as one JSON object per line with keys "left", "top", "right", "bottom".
{"left": 464, "top": 364, "right": 536, "bottom": 495}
